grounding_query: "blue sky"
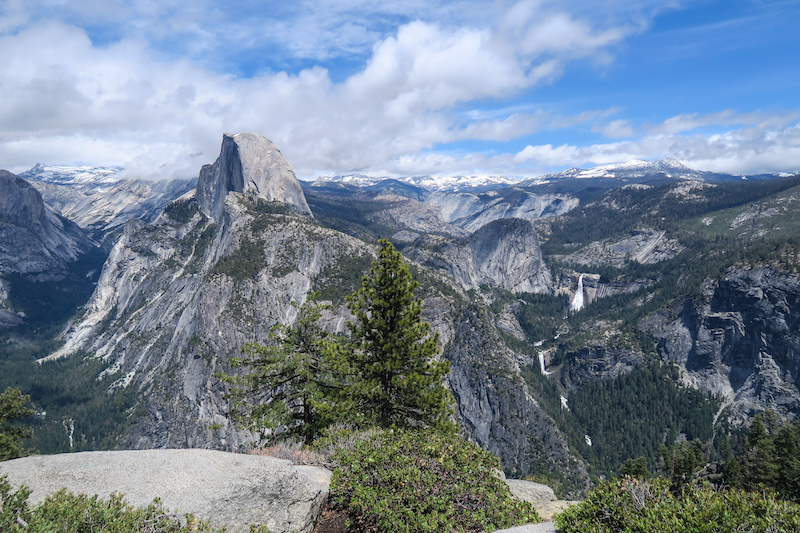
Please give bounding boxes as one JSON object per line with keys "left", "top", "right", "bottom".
{"left": 0, "top": 0, "right": 798, "bottom": 179}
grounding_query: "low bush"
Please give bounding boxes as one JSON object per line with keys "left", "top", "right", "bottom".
{"left": 329, "top": 428, "right": 540, "bottom": 532}
{"left": 310, "top": 425, "right": 384, "bottom": 467}
{"left": 555, "top": 476, "right": 800, "bottom": 533}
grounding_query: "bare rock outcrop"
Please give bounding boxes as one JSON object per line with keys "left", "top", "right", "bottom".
{"left": 0, "top": 449, "right": 330, "bottom": 533}
{"left": 641, "top": 267, "right": 800, "bottom": 425}
{"left": 197, "top": 133, "right": 311, "bottom": 220}
{"left": 0, "top": 170, "right": 96, "bottom": 275}
{"left": 406, "top": 218, "right": 552, "bottom": 294}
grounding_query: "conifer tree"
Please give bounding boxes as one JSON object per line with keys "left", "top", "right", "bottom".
{"left": 0, "top": 386, "right": 34, "bottom": 461}
{"left": 336, "top": 239, "right": 454, "bottom": 430}
{"left": 220, "top": 294, "right": 336, "bottom": 445}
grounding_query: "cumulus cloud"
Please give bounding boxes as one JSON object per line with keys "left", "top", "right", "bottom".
{"left": 0, "top": 0, "right": 643, "bottom": 178}
{"left": 0, "top": 0, "right": 798, "bottom": 179}
{"left": 515, "top": 115, "right": 800, "bottom": 175}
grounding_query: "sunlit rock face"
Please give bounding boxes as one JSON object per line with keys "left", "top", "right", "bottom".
{"left": 0, "top": 169, "right": 95, "bottom": 275}
{"left": 197, "top": 133, "right": 312, "bottom": 220}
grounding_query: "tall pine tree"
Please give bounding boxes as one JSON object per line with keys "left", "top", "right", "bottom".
{"left": 0, "top": 386, "right": 34, "bottom": 460}
{"left": 336, "top": 239, "right": 454, "bottom": 430}
{"left": 219, "top": 294, "right": 336, "bottom": 445}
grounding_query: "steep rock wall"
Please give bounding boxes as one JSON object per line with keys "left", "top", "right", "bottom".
{"left": 0, "top": 170, "right": 95, "bottom": 275}
{"left": 197, "top": 133, "right": 311, "bottom": 220}
{"left": 642, "top": 267, "right": 800, "bottom": 424}
{"left": 406, "top": 218, "right": 552, "bottom": 294}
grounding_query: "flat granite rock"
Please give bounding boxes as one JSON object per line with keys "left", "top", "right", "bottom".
{"left": 505, "top": 479, "right": 557, "bottom": 505}
{"left": 0, "top": 449, "right": 330, "bottom": 533}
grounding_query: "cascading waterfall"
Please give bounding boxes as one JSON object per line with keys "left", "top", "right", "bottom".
{"left": 538, "top": 351, "right": 552, "bottom": 376}
{"left": 570, "top": 274, "right": 585, "bottom": 311}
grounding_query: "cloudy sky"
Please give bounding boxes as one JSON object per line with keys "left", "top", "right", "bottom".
{"left": 1, "top": 0, "right": 798, "bottom": 180}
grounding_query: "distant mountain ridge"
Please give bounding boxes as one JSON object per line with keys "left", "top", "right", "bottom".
{"left": 310, "top": 173, "right": 521, "bottom": 193}
{"left": 21, "top": 163, "right": 196, "bottom": 241}
{"left": 20, "top": 163, "right": 124, "bottom": 188}
{"left": 311, "top": 159, "right": 784, "bottom": 193}
{"left": 522, "top": 158, "right": 786, "bottom": 185}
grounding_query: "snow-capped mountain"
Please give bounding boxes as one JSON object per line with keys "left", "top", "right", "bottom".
{"left": 311, "top": 173, "right": 520, "bottom": 192}
{"left": 310, "top": 159, "right": 778, "bottom": 192}
{"left": 19, "top": 164, "right": 195, "bottom": 239}
{"left": 20, "top": 163, "right": 123, "bottom": 189}
{"left": 520, "top": 158, "right": 761, "bottom": 185}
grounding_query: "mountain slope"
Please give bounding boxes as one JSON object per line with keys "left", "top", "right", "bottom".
{"left": 0, "top": 170, "right": 95, "bottom": 274}
{"left": 22, "top": 164, "right": 195, "bottom": 242}
{"left": 0, "top": 170, "right": 102, "bottom": 327}
{"left": 42, "top": 134, "right": 587, "bottom": 493}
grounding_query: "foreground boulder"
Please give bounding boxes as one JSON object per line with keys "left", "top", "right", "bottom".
{"left": 0, "top": 449, "right": 331, "bottom": 533}
{"left": 505, "top": 478, "right": 578, "bottom": 521}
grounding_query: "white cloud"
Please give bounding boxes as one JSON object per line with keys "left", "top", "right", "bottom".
{"left": 0, "top": 1, "right": 645, "bottom": 179}
{"left": 595, "top": 119, "right": 635, "bottom": 138}
{"left": 515, "top": 144, "right": 580, "bottom": 166}
{"left": 0, "top": 1, "right": 798, "bottom": 179}
{"left": 514, "top": 115, "right": 800, "bottom": 175}
{"left": 652, "top": 110, "right": 800, "bottom": 136}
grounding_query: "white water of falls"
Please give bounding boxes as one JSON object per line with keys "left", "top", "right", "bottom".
{"left": 570, "top": 274, "right": 585, "bottom": 312}
{"left": 538, "top": 351, "right": 552, "bottom": 376}
{"left": 560, "top": 395, "right": 569, "bottom": 410}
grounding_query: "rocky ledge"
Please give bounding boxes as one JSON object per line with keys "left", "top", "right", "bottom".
{"left": 0, "top": 449, "right": 330, "bottom": 533}
{"left": 0, "top": 449, "right": 574, "bottom": 532}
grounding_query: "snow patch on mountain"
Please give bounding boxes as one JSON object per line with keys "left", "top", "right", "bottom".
{"left": 20, "top": 164, "right": 123, "bottom": 188}
{"left": 312, "top": 173, "right": 520, "bottom": 192}
{"left": 533, "top": 158, "right": 708, "bottom": 182}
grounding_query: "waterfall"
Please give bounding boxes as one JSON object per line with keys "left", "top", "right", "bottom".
{"left": 570, "top": 274, "right": 585, "bottom": 311}
{"left": 538, "top": 351, "right": 552, "bottom": 376}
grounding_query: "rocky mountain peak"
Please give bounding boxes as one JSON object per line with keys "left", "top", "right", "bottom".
{"left": 0, "top": 169, "right": 47, "bottom": 226}
{"left": 196, "top": 133, "right": 312, "bottom": 220}
{"left": 0, "top": 169, "right": 95, "bottom": 276}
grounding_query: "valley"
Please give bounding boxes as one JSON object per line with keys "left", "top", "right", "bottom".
{"left": 2, "top": 136, "right": 800, "bottom": 497}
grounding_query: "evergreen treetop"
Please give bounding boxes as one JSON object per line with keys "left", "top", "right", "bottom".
{"left": 0, "top": 386, "right": 34, "bottom": 461}
{"left": 338, "top": 239, "right": 454, "bottom": 430}
{"left": 219, "top": 294, "right": 336, "bottom": 445}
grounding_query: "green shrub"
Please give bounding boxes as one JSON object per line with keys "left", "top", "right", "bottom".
{"left": 555, "top": 476, "right": 800, "bottom": 533}
{"left": 163, "top": 198, "right": 200, "bottom": 224}
{"left": 211, "top": 236, "right": 265, "bottom": 280}
{"left": 330, "top": 428, "right": 540, "bottom": 532}
{"left": 0, "top": 387, "right": 34, "bottom": 461}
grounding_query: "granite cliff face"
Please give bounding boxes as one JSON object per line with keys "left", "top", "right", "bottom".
{"left": 404, "top": 218, "right": 552, "bottom": 294}
{"left": 0, "top": 170, "right": 95, "bottom": 275}
{"left": 642, "top": 267, "right": 800, "bottom": 425}
{"left": 48, "top": 136, "right": 351, "bottom": 448}
{"left": 448, "top": 305, "right": 585, "bottom": 481}
{"left": 429, "top": 190, "right": 578, "bottom": 234}
{"left": 197, "top": 133, "right": 311, "bottom": 221}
